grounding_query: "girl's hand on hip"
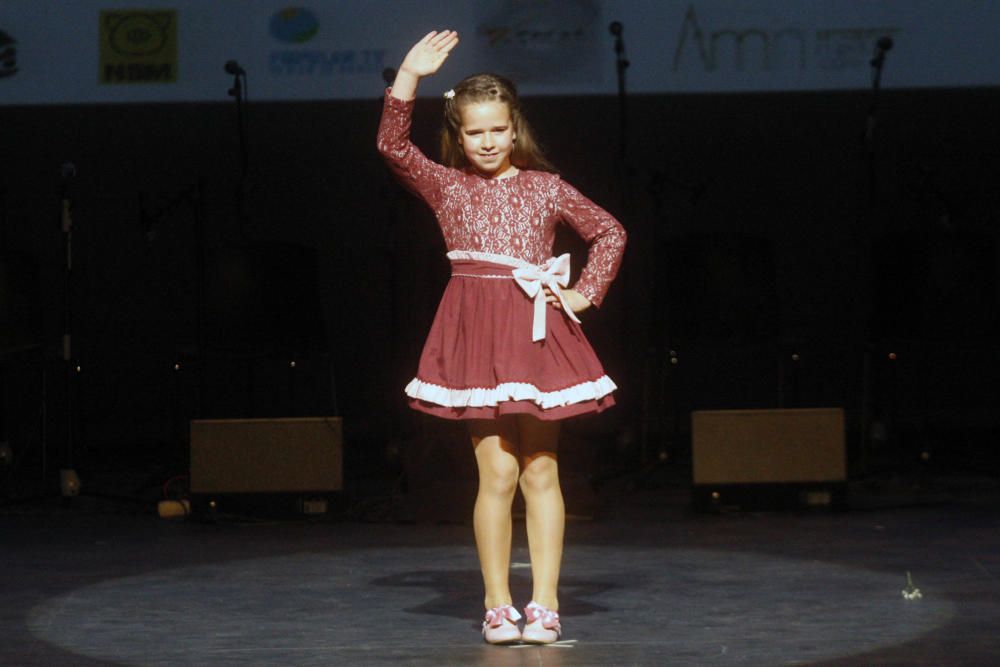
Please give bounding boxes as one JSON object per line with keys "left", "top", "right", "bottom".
{"left": 400, "top": 30, "right": 459, "bottom": 78}
{"left": 544, "top": 287, "right": 592, "bottom": 315}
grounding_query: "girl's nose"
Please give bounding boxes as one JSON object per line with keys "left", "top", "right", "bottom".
{"left": 482, "top": 132, "right": 495, "bottom": 147}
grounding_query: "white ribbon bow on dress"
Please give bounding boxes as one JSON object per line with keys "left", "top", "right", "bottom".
{"left": 513, "top": 253, "right": 582, "bottom": 342}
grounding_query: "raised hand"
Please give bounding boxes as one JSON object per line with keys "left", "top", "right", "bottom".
{"left": 389, "top": 30, "right": 458, "bottom": 102}
{"left": 400, "top": 30, "right": 460, "bottom": 78}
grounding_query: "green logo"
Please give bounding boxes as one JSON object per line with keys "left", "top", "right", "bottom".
{"left": 99, "top": 10, "right": 178, "bottom": 84}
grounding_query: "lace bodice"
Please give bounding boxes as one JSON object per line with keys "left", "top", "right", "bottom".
{"left": 376, "top": 91, "right": 626, "bottom": 307}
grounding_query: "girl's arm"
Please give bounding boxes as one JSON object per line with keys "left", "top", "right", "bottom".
{"left": 377, "top": 30, "right": 459, "bottom": 208}
{"left": 556, "top": 179, "right": 627, "bottom": 309}
{"left": 390, "top": 30, "right": 459, "bottom": 100}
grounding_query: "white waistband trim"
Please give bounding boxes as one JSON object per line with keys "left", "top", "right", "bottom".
{"left": 451, "top": 273, "right": 510, "bottom": 279}
{"left": 405, "top": 375, "right": 617, "bottom": 410}
{"left": 446, "top": 250, "right": 534, "bottom": 268}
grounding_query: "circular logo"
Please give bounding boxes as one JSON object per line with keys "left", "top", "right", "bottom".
{"left": 269, "top": 8, "right": 319, "bottom": 44}
{"left": 107, "top": 14, "right": 170, "bottom": 56}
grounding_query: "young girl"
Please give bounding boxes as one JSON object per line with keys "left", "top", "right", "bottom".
{"left": 377, "top": 30, "right": 626, "bottom": 645}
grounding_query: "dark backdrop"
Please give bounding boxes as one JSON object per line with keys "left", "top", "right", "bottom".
{"left": 1, "top": 87, "right": 998, "bottom": 486}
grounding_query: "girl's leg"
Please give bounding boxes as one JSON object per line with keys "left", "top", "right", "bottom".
{"left": 469, "top": 416, "right": 521, "bottom": 609}
{"left": 516, "top": 414, "right": 563, "bottom": 611}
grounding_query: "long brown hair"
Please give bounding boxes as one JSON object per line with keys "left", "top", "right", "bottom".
{"left": 440, "top": 73, "right": 557, "bottom": 173}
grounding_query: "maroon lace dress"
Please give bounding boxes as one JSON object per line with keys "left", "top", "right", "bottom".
{"left": 377, "top": 90, "right": 626, "bottom": 420}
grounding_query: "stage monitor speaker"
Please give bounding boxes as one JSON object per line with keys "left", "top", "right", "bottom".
{"left": 190, "top": 417, "right": 342, "bottom": 494}
{"left": 691, "top": 408, "right": 846, "bottom": 511}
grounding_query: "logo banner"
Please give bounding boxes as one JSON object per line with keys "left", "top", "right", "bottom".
{"left": 99, "top": 10, "right": 178, "bottom": 85}
{"left": 0, "top": 0, "right": 997, "bottom": 105}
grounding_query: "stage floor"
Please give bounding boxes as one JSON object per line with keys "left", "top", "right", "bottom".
{"left": 2, "top": 481, "right": 998, "bottom": 666}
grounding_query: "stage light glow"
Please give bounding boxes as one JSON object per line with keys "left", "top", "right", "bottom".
{"left": 60, "top": 469, "right": 81, "bottom": 496}
{"left": 26, "top": 547, "right": 956, "bottom": 665}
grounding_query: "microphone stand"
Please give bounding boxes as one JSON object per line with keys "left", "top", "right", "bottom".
{"left": 226, "top": 61, "right": 249, "bottom": 236}
{"left": 59, "top": 163, "right": 77, "bottom": 480}
{"left": 607, "top": 21, "right": 666, "bottom": 480}
{"left": 379, "top": 67, "right": 406, "bottom": 462}
{"left": 864, "top": 38, "right": 892, "bottom": 210}
{"left": 859, "top": 36, "right": 893, "bottom": 477}
{"left": 139, "top": 182, "right": 206, "bottom": 426}
{"left": 610, "top": 21, "right": 629, "bottom": 167}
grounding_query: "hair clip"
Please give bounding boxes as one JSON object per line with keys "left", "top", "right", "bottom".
{"left": 443, "top": 89, "right": 456, "bottom": 99}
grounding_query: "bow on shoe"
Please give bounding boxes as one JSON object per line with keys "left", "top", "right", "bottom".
{"left": 524, "top": 601, "right": 561, "bottom": 632}
{"left": 484, "top": 604, "right": 521, "bottom": 628}
{"left": 513, "top": 253, "right": 582, "bottom": 342}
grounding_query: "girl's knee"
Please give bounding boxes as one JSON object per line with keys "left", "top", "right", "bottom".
{"left": 479, "top": 454, "right": 520, "bottom": 497}
{"left": 518, "top": 455, "right": 559, "bottom": 495}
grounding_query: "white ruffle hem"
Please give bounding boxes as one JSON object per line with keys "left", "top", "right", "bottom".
{"left": 405, "top": 375, "right": 618, "bottom": 410}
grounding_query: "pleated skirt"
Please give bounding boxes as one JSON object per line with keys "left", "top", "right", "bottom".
{"left": 405, "top": 254, "right": 617, "bottom": 421}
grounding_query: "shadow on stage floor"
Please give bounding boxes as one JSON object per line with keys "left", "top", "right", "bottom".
{"left": 2, "top": 473, "right": 999, "bottom": 666}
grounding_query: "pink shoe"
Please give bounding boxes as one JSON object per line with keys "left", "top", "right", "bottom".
{"left": 521, "top": 601, "right": 561, "bottom": 644}
{"left": 482, "top": 604, "right": 522, "bottom": 644}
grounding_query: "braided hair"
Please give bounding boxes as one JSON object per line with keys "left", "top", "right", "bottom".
{"left": 440, "top": 73, "right": 557, "bottom": 173}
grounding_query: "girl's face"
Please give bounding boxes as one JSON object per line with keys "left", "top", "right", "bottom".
{"left": 458, "top": 100, "right": 517, "bottom": 178}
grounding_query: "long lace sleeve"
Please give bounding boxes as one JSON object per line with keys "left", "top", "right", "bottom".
{"left": 557, "top": 178, "right": 627, "bottom": 308}
{"left": 376, "top": 89, "right": 451, "bottom": 210}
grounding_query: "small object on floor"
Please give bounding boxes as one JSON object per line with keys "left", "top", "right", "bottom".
{"left": 902, "top": 571, "right": 923, "bottom": 600}
{"left": 482, "top": 604, "right": 522, "bottom": 644}
{"left": 522, "top": 601, "right": 561, "bottom": 644}
{"left": 157, "top": 499, "right": 191, "bottom": 519}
